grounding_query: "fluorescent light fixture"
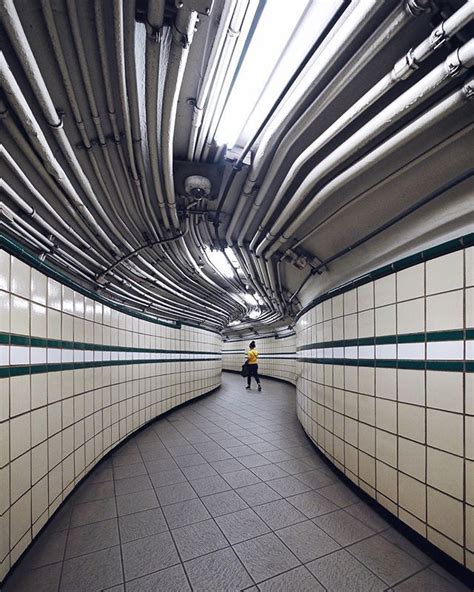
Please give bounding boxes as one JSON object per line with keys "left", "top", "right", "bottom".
{"left": 224, "top": 247, "right": 241, "bottom": 270}
{"left": 242, "top": 293, "right": 258, "bottom": 306}
{"left": 204, "top": 247, "right": 234, "bottom": 279}
{"left": 215, "top": 0, "right": 343, "bottom": 149}
{"left": 228, "top": 320, "right": 241, "bottom": 326}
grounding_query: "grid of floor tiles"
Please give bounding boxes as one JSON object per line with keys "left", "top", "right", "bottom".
{"left": 222, "top": 336, "right": 297, "bottom": 384}
{"left": 2, "top": 373, "right": 469, "bottom": 592}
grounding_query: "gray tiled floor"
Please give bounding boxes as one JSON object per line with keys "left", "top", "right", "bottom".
{"left": 3, "top": 373, "right": 470, "bottom": 592}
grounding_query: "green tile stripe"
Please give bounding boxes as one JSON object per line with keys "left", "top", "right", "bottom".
{"left": 0, "top": 234, "right": 222, "bottom": 336}
{"left": 297, "top": 330, "right": 471, "bottom": 351}
{"left": 295, "top": 232, "right": 474, "bottom": 322}
{"left": 298, "top": 357, "right": 467, "bottom": 372}
{"left": 2, "top": 333, "right": 218, "bottom": 356}
{"left": 0, "top": 356, "right": 223, "bottom": 379}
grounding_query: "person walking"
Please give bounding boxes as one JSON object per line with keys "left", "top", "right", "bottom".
{"left": 245, "top": 341, "right": 261, "bottom": 391}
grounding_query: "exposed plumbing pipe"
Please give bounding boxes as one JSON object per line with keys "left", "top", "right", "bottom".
{"left": 113, "top": 0, "right": 160, "bottom": 238}
{"left": 241, "top": 2, "right": 417, "bottom": 249}
{"left": 0, "top": 55, "right": 121, "bottom": 256}
{"left": 161, "top": 6, "right": 198, "bottom": 229}
{"left": 145, "top": 18, "right": 171, "bottom": 230}
{"left": 287, "top": 83, "right": 474, "bottom": 252}
{"left": 290, "top": 167, "right": 474, "bottom": 303}
{"left": 257, "top": 40, "right": 474, "bottom": 260}
{"left": 94, "top": 0, "right": 157, "bottom": 236}
{"left": 43, "top": 0, "right": 143, "bottom": 248}
{"left": 188, "top": 0, "right": 237, "bottom": 161}
{"left": 250, "top": 0, "right": 474, "bottom": 248}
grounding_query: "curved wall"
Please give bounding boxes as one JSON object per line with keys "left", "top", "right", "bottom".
{"left": 0, "top": 249, "right": 222, "bottom": 581}
{"left": 295, "top": 236, "right": 473, "bottom": 571}
{"left": 222, "top": 335, "right": 297, "bottom": 385}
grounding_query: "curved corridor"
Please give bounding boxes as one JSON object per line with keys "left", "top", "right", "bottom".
{"left": 3, "top": 373, "right": 469, "bottom": 592}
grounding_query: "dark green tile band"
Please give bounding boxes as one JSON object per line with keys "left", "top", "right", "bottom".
{"left": 296, "top": 329, "right": 471, "bottom": 351}
{"left": 3, "top": 333, "right": 219, "bottom": 356}
{"left": 0, "top": 356, "right": 223, "bottom": 379}
{"left": 298, "top": 357, "right": 468, "bottom": 372}
{"left": 0, "top": 234, "right": 222, "bottom": 336}
{"left": 295, "top": 232, "right": 474, "bottom": 322}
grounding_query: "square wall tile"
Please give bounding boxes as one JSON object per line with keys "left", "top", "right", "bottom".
{"left": 397, "top": 299, "right": 424, "bottom": 335}
{"left": 10, "top": 296, "right": 30, "bottom": 336}
{"left": 398, "top": 438, "right": 425, "bottom": 481}
{"left": 398, "top": 369, "right": 424, "bottom": 406}
{"left": 343, "top": 290, "right": 357, "bottom": 315}
{"left": 11, "top": 257, "right": 30, "bottom": 299}
{"left": 427, "top": 447, "right": 463, "bottom": 499}
{"left": 0, "top": 292, "right": 10, "bottom": 333}
{"left": 375, "top": 461, "right": 397, "bottom": 501}
{"left": 427, "top": 487, "right": 463, "bottom": 544}
{"left": 10, "top": 413, "right": 31, "bottom": 458}
{"left": 357, "top": 283, "right": 374, "bottom": 311}
{"left": 399, "top": 473, "right": 426, "bottom": 520}
{"left": 358, "top": 310, "right": 374, "bottom": 338}
{"left": 426, "top": 291, "right": 463, "bottom": 331}
{"left": 398, "top": 403, "right": 425, "bottom": 443}
{"left": 426, "top": 251, "right": 463, "bottom": 295}
{"left": 375, "top": 275, "right": 396, "bottom": 307}
{"left": 375, "top": 305, "right": 396, "bottom": 336}
{"left": 31, "top": 304, "right": 47, "bottom": 338}
{"left": 427, "top": 409, "right": 463, "bottom": 456}
{"left": 375, "top": 430, "right": 397, "bottom": 467}
{"left": 0, "top": 250, "right": 10, "bottom": 290}
{"left": 375, "top": 399, "right": 396, "bottom": 433}
{"left": 375, "top": 368, "right": 396, "bottom": 400}
{"left": 466, "top": 247, "right": 474, "bottom": 287}
{"left": 426, "top": 371, "right": 463, "bottom": 413}
{"left": 31, "top": 270, "right": 47, "bottom": 305}
{"left": 397, "top": 263, "right": 424, "bottom": 302}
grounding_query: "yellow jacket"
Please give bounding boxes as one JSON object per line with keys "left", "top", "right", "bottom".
{"left": 247, "top": 349, "right": 258, "bottom": 365}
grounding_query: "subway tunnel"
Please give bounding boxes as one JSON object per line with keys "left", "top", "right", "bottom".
{"left": 0, "top": 0, "right": 473, "bottom": 589}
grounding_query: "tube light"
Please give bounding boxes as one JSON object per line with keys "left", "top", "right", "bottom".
{"left": 214, "top": 0, "right": 343, "bottom": 149}
{"left": 242, "top": 292, "right": 258, "bottom": 306}
{"left": 204, "top": 247, "right": 234, "bottom": 278}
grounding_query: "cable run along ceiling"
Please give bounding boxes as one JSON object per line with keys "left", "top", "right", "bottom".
{"left": 1, "top": 0, "right": 473, "bottom": 336}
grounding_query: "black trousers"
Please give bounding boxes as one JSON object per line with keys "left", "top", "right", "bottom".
{"left": 247, "top": 364, "right": 260, "bottom": 386}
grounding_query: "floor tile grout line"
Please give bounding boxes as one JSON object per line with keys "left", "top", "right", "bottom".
{"left": 135, "top": 443, "right": 196, "bottom": 592}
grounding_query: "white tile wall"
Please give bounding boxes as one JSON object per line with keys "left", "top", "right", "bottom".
{"left": 0, "top": 251, "right": 222, "bottom": 581}
{"left": 295, "top": 246, "right": 472, "bottom": 570}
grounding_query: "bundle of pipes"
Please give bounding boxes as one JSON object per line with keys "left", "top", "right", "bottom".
{"left": 0, "top": 0, "right": 251, "bottom": 329}
{"left": 222, "top": 0, "right": 474, "bottom": 318}
{"left": 1, "top": 0, "right": 473, "bottom": 332}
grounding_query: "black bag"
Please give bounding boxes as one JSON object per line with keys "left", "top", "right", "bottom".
{"left": 241, "top": 361, "right": 249, "bottom": 377}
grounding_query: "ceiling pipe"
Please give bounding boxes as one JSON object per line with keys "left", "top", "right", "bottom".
{"left": 161, "top": 5, "right": 198, "bottom": 229}
{"left": 1, "top": 181, "right": 104, "bottom": 270}
{"left": 94, "top": 0, "right": 157, "bottom": 237}
{"left": 49, "top": 0, "right": 144, "bottom": 249}
{"left": 145, "top": 13, "right": 171, "bottom": 230}
{"left": 188, "top": 0, "right": 237, "bottom": 161}
{"left": 113, "top": 0, "right": 160, "bottom": 238}
{"left": 290, "top": 165, "right": 474, "bottom": 304}
{"left": 244, "top": 1, "right": 420, "bottom": 250}
{"left": 251, "top": 0, "right": 474, "bottom": 248}
{"left": 287, "top": 82, "right": 474, "bottom": 252}
{"left": 0, "top": 1, "right": 125, "bottom": 256}
{"left": 258, "top": 39, "right": 474, "bottom": 260}
{"left": 226, "top": 0, "right": 370, "bottom": 248}
{"left": 123, "top": 0, "right": 164, "bottom": 240}
{"left": 1, "top": 146, "right": 93, "bottom": 253}
{"left": 0, "top": 55, "right": 121, "bottom": 256}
